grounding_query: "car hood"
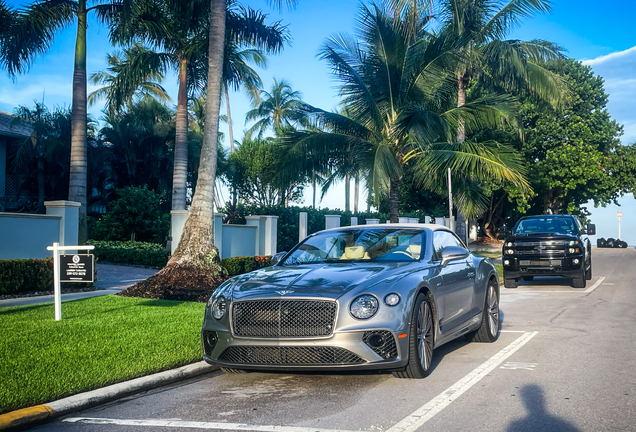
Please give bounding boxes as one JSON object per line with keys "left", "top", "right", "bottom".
{"left": 506, "top": 233, "right": 578, "bottom": 243}
{"left": 230, "top": 263, "right": 412, "bottom": 301}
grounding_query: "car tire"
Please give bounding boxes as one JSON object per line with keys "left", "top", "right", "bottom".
{"left": 585, "top": 261, "right": 592, "bottom": 280}
{"left": 522, "top": 276, "right": 534, "bottom": 281}
{"left": 393, "top": 293, "right": 434, "bottom": 379}
{"left": 465, "top": 280, "right": 499, "bottom": 343}
{"left": 572, "top": 265, "right": 586, "bottom": 288}
{"left": 504, "top": 278, "right": 518, "bottom": 288}
{"left": 221, "top": 368, "right": 249, "bottom": 374}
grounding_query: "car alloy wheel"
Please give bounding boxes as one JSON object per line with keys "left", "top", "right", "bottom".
{"left": 417, "top": 300, "right": 434, "bottom": 372}
{"left": 487, "top": 284, "right": 499, "bottom": 337}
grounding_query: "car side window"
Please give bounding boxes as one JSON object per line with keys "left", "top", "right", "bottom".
{"left": 432, "top": 231, "right": 463, "bottom": 260}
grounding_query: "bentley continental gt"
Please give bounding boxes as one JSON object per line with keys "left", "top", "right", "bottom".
{"left": 202, "top": 224, "right": 500, "bottom": 378}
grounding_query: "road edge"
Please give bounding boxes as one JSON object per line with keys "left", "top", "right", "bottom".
{"left": 0, "top": 361, "right": 219, "bottom": 431}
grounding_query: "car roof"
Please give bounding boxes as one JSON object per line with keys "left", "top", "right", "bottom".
{"left": 518, "top": 215, "right": 575, "bottom": 220}
{"left": 322, "top": 223, "right": 450, "bottom": 232}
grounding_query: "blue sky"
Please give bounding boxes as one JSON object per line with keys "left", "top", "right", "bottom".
{"left": 1, "top": 0, "right": 635, "bottom": 243}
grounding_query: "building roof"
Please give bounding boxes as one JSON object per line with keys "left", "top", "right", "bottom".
{"left": 0, "top": 110, "right": 32, "bottom": 138}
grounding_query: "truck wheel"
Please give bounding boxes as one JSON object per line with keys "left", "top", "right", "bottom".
{"left": 572, "top": 266, "right": 586, "bottom": 288}
{"left": 585, "top": 262, "right": 592, "bottom": 280}
{"left": 504, "top": 278, "right": 518, "bottom": 288}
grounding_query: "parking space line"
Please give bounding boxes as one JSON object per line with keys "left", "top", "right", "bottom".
{"left": 583, "top": 276, "right": 605, "bottom": 293}
{"left": 63, "top": 417, "right": 360, "bottom": 432}
{"left": 385, "top": 331, "right": 538, "bottom": 432}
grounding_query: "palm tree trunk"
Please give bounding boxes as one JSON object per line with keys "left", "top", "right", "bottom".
{"left": 172, "top": 57, "right": 189, "bottom": 211}
{"left": 389, "top": 177, "right": 399, "bottom": 223}
{"left": 68, "top": 0, "right": 88, "bottom": 243}
{"left": 344, "top": 172, "right": 350, "bottom": 212}
{"left": 354, "top": 173, "right": 359, "bottom": 213}
{"left": 224, "top": 82, "right": 235, "bottom": 153}
{"left": 455, "top": 73, "right": 468, "bottom": 241}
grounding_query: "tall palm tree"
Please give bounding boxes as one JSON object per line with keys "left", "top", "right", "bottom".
{"left": 131, "top": 0, "right": 297, "bottom": 295}
{"left": 88, "top": 44, "right": 171, "bottom": 115}
{"left": 4, "top": 0, "right": 135, "bottom": 243}
{"left": 281, "top": 4, "right": 529, "bottom": 222}
{"left": 436, "top": 0, "right": 566, "bottom": 239}
{"left": 0, "top": 1, "right": 17, "bottom": 70}
{"left": 245, "top": 78, "right": 305, "bottom": 139}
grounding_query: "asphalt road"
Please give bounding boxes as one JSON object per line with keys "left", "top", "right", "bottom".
{"left": 29, "top": 248, "right": 636, "bottom": 432}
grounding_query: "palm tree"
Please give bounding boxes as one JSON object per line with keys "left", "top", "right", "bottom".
{"left": 281, "top": 4, "right": 530, "bottom": 222}
{"left": 3, "top": 0, "right": 137, "bottom": 243}
{"left": 88, "top": 44, "right": 171, "bottom": 116}
{"left": 0, "top": 1, "right": 17, "bottom": 70}
{"left": 245, "top": 78, "right": 305, "bottom": 139}
{"left": 130, "top": 0, "right": 297, "bottom": 295}
{"left": 435, "top": 0, "right": 566, "bottom": 239}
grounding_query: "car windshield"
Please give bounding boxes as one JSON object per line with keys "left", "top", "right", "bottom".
{"left": 282, "top": 228, "right": 425, "bottom": 265}
{"left": 513, "top": 217, "right": 577, "bottom": 235}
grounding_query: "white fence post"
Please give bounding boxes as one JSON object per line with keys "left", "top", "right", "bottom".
{"left": 366, "top": 218, "right": 380, "bottom": 224}
{"left": 325, "top": 215, "right": 341, "bottom": 229}
{"left": 351, "top": 216, "right": 358, "bottom": 226}
{"left": 299, "top": 212, "right": 308, "bottom": 242}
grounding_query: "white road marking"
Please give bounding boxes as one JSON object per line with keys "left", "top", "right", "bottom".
{"left": 602, "top": 283, "right": 615, "bottom": 285}
{"left": 65, "top": 332, "right": 539, "bottom": 432}
{"left": 583, "top": 276, "right": 605, "bottom": 293}
{"left": 63, "top": 417, "right": 360, "bottom": 432}
{"left": 385, "top": 331, "right": 538, "bottom": 432}
{"left": 500, "top": 362, "right": 538, "bottom": 370}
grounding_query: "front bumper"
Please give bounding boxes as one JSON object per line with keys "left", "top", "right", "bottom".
{"left": 502, "top": 254, "right": 584, "bottom": 279}
{"left": 201, "top": 327, "right": 409, "bottom": 372}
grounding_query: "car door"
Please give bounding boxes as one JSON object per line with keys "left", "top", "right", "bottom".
{"left": 433, "top": 230, "right": 475, "bottom": 335}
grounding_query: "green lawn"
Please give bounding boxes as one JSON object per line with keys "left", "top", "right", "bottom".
{"left": 0, "top": 295, "right": 205, "bottom": 414}
{"left": 494, "top": 263, "right": 503, "bottom": 281}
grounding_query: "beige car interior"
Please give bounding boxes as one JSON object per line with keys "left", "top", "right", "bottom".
{"left": 341, "top": 246, "right": 371, "bottom": 260}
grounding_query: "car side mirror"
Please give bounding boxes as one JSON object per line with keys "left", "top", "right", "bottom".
{"left": 270, "top": 252, "right": 287, "bottom": 266}
{"left": 440, "top": 246, "right": 469, "bottom": 266}
{"left": 586, "top": 224, "right": 596, "bottom": 236}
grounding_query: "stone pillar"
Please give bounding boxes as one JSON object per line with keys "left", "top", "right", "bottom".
{"left": 409, "top": 218, "right": 418, "bottom": 223}
{"left": 214, "top": 214, "right": 224, "bottom": 258}
{"left": 246, "top": 215, "right": 265, "bottom": 255}
{"left": 424, "top": 216, "right": 431, "bottom": 224}
{"left": 169, "top": 210, "right": 189, "bottom": 255}
{"left": 45, "top": 200, "right": 80, "bottom": 246}
{"left": 366, "top": 218, "right": 380, "bottom": 224}
{"left": 299, "top": 212, "right": 308, "bottom": 242}
{"left": 263, "top": 216, "right": 278, "bottom": 255}
{"left": 325, "top": 215, "right": 341, "bottom": 229}
{"left": 398, "top": 217, "right": 409, "bottom": 223}
{"left": 350, "top": 216, "right": 358, "bottom": 226}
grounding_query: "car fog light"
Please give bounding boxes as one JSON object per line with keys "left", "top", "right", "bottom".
{"left": 384, "top": 293, "right": 400, "bottom": 306}
{"left": 572, "top": 258, "right": 580, "bottom": 265}
{"left": 211, "top": 296, "right": 227, "bottom": 320}
{"left": 350, "top": 295, "right": 379, "bottom": 319}
{"left": 504, "top": 260, "right": 510, "bottom": 266}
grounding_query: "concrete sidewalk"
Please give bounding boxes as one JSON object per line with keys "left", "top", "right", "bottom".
{"left": 0, "top": 263, "right": 158, "bottom": 309}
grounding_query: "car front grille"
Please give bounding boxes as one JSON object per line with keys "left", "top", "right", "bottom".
{"left": 232, "top": 300, "right": 337, "bottom": 338}
{"left": 218, "top": 346, "right": 365, "bottom": 365}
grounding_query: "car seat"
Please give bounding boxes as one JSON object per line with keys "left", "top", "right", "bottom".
{"left": 341, "top": 246, "right": 370, "bottom": 260}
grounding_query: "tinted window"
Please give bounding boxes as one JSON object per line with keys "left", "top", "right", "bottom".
{"left": 433, "top": 230, "right": 463, "bottom": 259}
{"left": 514, "top": 217, "right": 578, "bottom": 235}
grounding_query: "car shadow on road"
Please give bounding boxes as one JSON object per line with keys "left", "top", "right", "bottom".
{"left": 506, "top": 384, "right": 581, "bottom": 432}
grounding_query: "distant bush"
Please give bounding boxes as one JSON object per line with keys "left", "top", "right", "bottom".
{"left": 222, "top": 255, "right": 272, "bottom": 277}
{"left": 89, "top": 186, "right": 169, "bottom": 244}
{"left": 89, "top": 240, "right": 169, "bottom": 267}
{"left": 0, "top": 258, "right": 93, "bottom": 295}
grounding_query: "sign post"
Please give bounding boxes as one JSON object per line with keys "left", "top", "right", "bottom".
{"left": 617, "top": 211, "right": 623, "bottom": 239}
{"left": 46, "top": 243, "right": 95, "bottom": 321}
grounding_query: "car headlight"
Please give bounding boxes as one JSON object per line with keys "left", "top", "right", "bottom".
{"left": 350, "top": 295, "right": 379, "bottom": 319}
{"left": 568, "top": 240, "right": 579, "bottom": 246}
{"left": 504, "top": 249, "right": 515, "bottom": 255}
{"left": 384, "top": 293, "right": 400, "bottom": 306}
{"left": 210, "top": 296, "right": 227, "bottom": 320}
{"left": 506, "top": 242, "right": 514, "bottom": 247}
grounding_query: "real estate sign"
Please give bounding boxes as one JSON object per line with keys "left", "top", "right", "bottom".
{"left": 59, "top": 254, "right": 94, "bottom": 282}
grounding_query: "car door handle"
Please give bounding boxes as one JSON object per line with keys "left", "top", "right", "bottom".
{"left": 467, "top": 272, "right": 475, "bottom": 278}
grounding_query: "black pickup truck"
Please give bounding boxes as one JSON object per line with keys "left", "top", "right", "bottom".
{"left": 502, "top": 215, "right": 596, "bottom": 288}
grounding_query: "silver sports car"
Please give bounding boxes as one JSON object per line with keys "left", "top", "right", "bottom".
{"left": 202, "top": 224, "right": 500, "bottom": 378}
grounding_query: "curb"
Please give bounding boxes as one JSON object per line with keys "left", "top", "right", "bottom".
{"left": 0, "top": 361, "right": 219, "bottom": 431}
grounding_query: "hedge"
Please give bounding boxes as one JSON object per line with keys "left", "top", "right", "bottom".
{"left": 0, "top": 258, "right": 93, "bottom": 296}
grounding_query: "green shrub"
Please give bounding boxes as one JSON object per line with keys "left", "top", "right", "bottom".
{"left": 89, "top": 240, "right": 169, "bottom": 267}
{"left": 0, "top": 259, "right": 93, "bottom": 295}
{"left": 222, "top": 255, "right": 272, "bottom": 277}
{"left": 89, "top": 186, "right": 169, "bottom": 244}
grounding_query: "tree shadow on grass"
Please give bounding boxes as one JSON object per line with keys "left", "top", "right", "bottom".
{"left": 506, "top": 384, "right": 581, "bottom": 432}
{"left": 137, "top": 299, "right": 187, "bottom": 307}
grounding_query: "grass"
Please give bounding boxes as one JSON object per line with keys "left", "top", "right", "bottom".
{"left": 0, "top": 295, "right": 205, "bottom": 415}
{"left": 472, "top": 249, "right": 502, "bottom": 259}
{"left": 494, "top": 263, "right": 503, "bottom": 281}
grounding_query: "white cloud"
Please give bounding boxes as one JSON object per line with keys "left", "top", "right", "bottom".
{"left": 580, "top": 46, "right": 636, "bottom": 145}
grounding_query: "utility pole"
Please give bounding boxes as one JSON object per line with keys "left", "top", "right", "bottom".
{"left": 617, "top": 211, "right": 622, "bottom": 239}
{"left": 448, "top": 168, "right": 454, "bottom": 232}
